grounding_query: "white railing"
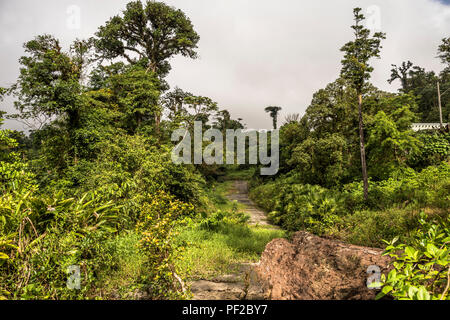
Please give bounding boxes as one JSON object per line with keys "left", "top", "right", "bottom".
{"left": 411, "top": 123, "right": 447, "bottom": 132}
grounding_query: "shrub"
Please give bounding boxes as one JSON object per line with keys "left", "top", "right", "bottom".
{"left": 136, "top": 191, "right": 194, "bottom": 299}
{"left": 377, "top": 213, "right": 450, "bottom": 300}
{"left": 409, "top": 132, "right": 450, "bottom": 169}
{"left": 338, "top": 207, "right": 421, "bottom": 247}
{"left": 251, "top": 178, "right": 345, "bottom": 235}
{"left": 0, "top": 133, "right": 198, "bottom": 299}
{"left": 342, "top": 163, "right": 450, "bottom": 211}
{"left": 0, "top": 188, "right": 121, "bottom": 299}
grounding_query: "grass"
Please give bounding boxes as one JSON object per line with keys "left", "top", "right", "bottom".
{"left": 86, "top": 175, "right": 282, "bottom": 297}
{"left": 93, "top": 231, "right": 147, "bottom": 299}
{"left": 203, "top": 180, "right": 246, "bottom": 212}
{"left": 223, "top": 167, "right": 257, "bottom": 181}
{"left": 334, "top": 206, "right": 449, "bottom": 248}
{"left": 176, "top": 178, "right": 285, "bottom": 280}
{"left": 176, "top": 223, "right": 285, "bottom": 280}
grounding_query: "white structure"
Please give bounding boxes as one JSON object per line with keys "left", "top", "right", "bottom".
{"left": 411, "top": 123, "right": 447, "bottom": 132}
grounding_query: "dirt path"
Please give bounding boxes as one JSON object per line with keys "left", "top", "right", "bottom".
{"left": 227, "top": 181, "right": 273, "bottom": 227}
{"left": 189, "top": 180, "right": 275, "bottom": 300}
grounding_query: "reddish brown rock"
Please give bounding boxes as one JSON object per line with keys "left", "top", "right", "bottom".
{"left": 255, "top": 231, "right": 392, "bottom": 300}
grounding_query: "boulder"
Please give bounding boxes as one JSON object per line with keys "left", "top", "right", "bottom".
{"left": 255, "top": 231, "right": 391, "bottom": 300}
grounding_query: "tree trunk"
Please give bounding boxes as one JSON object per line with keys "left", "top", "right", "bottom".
{"left": 437, "top": 81, "right": 443, "bottom": 130}
{"left": 358, "top": 94, "right": 369, "bottom": 201}
{"left": 146, "top": 61, "right": 161, "bottom": 143}
{"left": 67, "top": 109, "right": 80, "bottom": 165}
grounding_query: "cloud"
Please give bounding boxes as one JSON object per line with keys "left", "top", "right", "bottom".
{"left": 1, "top": 0, "right": 449, "bottom": 130}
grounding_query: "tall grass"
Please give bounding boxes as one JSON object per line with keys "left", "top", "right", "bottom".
{"left": 175, "top": 179, "right": 285, "bottom": 280}
{"left": 176, "top": 223, "right": 285, "bottom": 280}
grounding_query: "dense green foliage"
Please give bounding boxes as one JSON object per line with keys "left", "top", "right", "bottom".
{"left": 249, "top": 9, "right": 449, "bottom": 300}
{"left": 94, "top": 0, "right": 200, "bottom": 78}
{"left": 0, "top": 3, "right": 448, "bottom": 301}
{"left": 389, "top": 36, "right": 450, "bottom": 123}
{"left": 377, "top": 213, "right": 449, "bottom": 300}
{"left": 0, "top": 1, "right": 243, "bottom": 300}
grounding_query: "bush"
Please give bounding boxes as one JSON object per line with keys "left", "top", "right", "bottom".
{"left": 42, "top": 134, "right": 206, "bottom": 208}
{"left": 251, "top": 177, "right": 345, "bottom": 235}
{"left": 136, "top": 191, "right": 194, "bottom": 299}
{"left": 250, "top": 163, "right": 449, "bottom": 248}
{"left": 409, "top": 132, "right": 450, "bottom": 169}
{"left": 0, "top": 132, "right": 198, "bottom": 299}
{"left": 342, "top": 163, "right": 450, "bottom": 211}
{"left": 377, "top": 213, "right": 450, "bottom": 300}
{"left": 0, "top": 188, "right": 121, "bottom": 299}
{"left": 338, "top": 207, "right": 421, "bottom": 247}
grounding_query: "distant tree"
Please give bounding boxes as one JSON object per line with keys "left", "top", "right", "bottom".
{"left": 213, "top": 110, "right": 244, "bottom": 133}
{"left": 367, "top": 95, "right": 422, "bottom": 180}
{"left": 283, "top": 113, "right": 301, "bottom": 125}
{"left": 184, "top": 95, "right": 218, "bottom": 128}
{"left": 161, "top": 89, "right": 220, "bottom": 134}
{"left": 340, "top": 7, "right": 386, "bottom": 201}
{"left": 162, "top": 88, "right": 192, "bottom": 124}
{"left": 388, "top": 61, "right": 414, "bottom": 92}
{"left": 95, "top": 1, "right": 200, "bottom": 78}
{"left": 438, "top": 37, "right": 450, "bottom": 68}
{"left": 265, "top": 106, "right": 282, "bottom": 129}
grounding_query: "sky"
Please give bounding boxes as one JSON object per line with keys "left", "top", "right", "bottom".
{"left": 0, "top": 0, "right": 449, "bottom": 130}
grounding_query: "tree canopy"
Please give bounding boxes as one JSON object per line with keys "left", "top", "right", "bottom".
{"left": 95, "top": 0, "right": 200, "bottom": 78}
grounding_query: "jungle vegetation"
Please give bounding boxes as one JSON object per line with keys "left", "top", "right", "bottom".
{"left": 0, "top": 3, "right": 449, "bottom": 300}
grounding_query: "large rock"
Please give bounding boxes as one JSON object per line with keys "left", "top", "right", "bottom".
{"left": 255, "top": 231, "right": 391, "bottom": 300}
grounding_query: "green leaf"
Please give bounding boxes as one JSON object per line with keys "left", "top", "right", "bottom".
{"left": 416, "top": 287, "right": 431, "bottom": 300}
{"left": 0, "top": 252, "right": 10, "bottom": 260}
{"left": 426, "top": 243, "right": 438, "bottom": 257}
{"left": 381, "top": 285, "right": 393, "bottom": 295}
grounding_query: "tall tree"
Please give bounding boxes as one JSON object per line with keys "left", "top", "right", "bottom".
{"left": 265, "top": 106, "right": 282, "bottom": 129}
{"left": 108, "top": 65, "right": 161, "bottom": 133}
{"left": 161, "top": 89, "right": 219, "bottom": 131}
{"left": 10, "top": 35, "right": 95, "bottom": 161}
{"left": 213, "top": 109, "right": 244, "bottom": 134}
{"left": 438, "top": 37, "right": 450, "bottom": 69}
{"left": 388, "top": 61, "right": 449, "bottom": 123}
{"left": 184, "top": 95, "right": 218, "bottom": 128}
{"left": 388, "top": 61, "right": 414, "bottom": 92}
{"left": 94, "top": 1, "right": 200, "bottom": 78}
{"left": 340, "top": 8, "right": 386, "bottom": 201}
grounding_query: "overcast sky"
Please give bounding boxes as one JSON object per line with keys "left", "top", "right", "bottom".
{"left": 1, "top": 0, "right": 449, "bottom": 130}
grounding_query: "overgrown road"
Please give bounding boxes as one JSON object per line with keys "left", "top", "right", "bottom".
{"left": 190, "top": 180, "right": 277, "bottom": 300}
{"left": 227, "top": 181, "right": 273, "bottom": 227}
